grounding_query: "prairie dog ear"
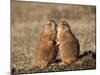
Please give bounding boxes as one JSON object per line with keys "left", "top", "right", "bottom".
{"left": 58, "top": 21, "right": 69, "bottom": 26}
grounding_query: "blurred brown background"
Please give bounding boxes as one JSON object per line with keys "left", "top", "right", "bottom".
{"left": 12, "top": 1, "right": 96, "bottom": 70}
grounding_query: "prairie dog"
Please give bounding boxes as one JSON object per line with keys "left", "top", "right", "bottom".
{"left": 34, "top": 20, "right": 58, "bottom": 68}
{"left": 57, "top": 21, "right": 80, "bottom": 64}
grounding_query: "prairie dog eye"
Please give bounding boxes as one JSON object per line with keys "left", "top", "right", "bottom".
{"left": 58, "top": 24, "right": 62, "bottom": 28}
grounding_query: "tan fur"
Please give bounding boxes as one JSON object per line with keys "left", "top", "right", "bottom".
{"left": 57, "top": 21, "right": 80, "bottom": 64}
{"left": 34, "top": 20, "right": 58, "bottom": 68}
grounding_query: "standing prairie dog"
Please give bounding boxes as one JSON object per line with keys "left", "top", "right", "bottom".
{"left": 57, "top": 21, "right": 80, "bottom": 64}
{"left": 34, "top": 20, "right": 58, "bottom": 68}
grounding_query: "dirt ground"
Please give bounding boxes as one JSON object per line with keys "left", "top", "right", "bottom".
{"left": 12, "top": 51, "right": 96, "bottom": 74}
{"left": 11, "top": 1, "right": 96, "bottom": 74}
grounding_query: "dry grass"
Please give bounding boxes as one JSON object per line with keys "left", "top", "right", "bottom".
{"left": 11, "top": 1, "right": 96, "bottom": 74}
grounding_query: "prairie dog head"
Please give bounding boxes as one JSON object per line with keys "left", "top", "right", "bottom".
{"left": 44, "top": 20, "right": 57, "bottom": 34}
{"left": 57, "top": 21, "right": 70, "bottom": 32}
